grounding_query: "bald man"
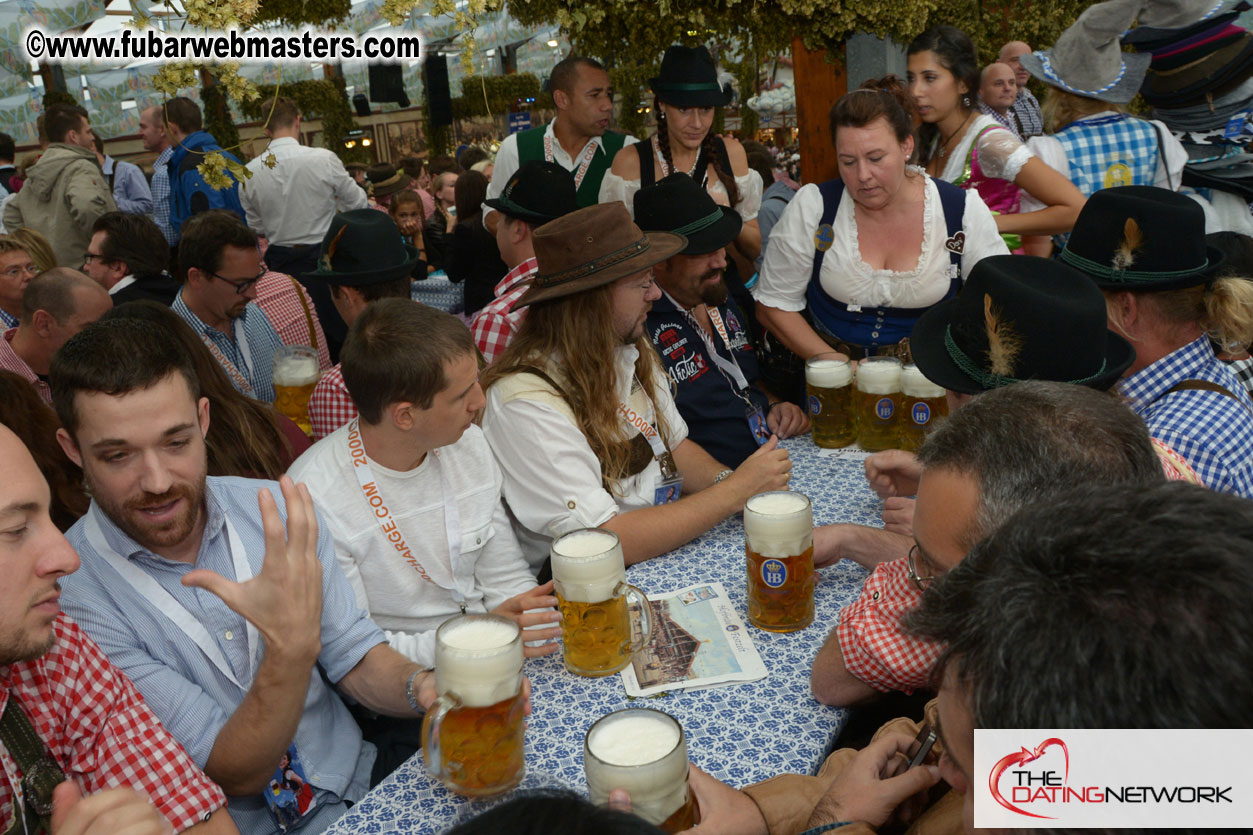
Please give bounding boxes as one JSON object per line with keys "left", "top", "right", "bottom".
{"left": 978, "top": 63, "right": 1020, "bottom": 136}
{"left": 998, "top": 40, "right": 1042, "bottom": 137}
{"left": 0, "top": 268, "right": 111, "bottom": 403}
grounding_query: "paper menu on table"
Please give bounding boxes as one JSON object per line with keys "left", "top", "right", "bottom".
{"left": 620, "top": 582, "right": 767, "bottom": 697}
{"left": 816, "top": 446, "right": 873, "bottom": 462}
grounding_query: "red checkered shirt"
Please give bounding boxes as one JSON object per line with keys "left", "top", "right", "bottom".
{"left": 0, "top": 614, "right": 226, "bottom": 833}
{"left": 836, "top": 557, "right": 943, "bottom": 694}
{"left": 253, "top": 271, "right": 332, "bottom": 371}
{"left": 0, "top": 328, "right": 50, "bottom": 404}
{"left": 309, "top": 362, "right": 356, "bottom": 440}
{"left": 470, "top": 257, "right": 537, "bottom": 365}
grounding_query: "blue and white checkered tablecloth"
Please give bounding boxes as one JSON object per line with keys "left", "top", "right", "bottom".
{"left": 326, "top": 435, "right": 883, "bottom": 834}
{"left": 411, "top": 272, "right": 465, "bottom": 314}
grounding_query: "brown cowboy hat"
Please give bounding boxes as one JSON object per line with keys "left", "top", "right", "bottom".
{"left": 515, "top": 203, "right": 686, "bottom": 308}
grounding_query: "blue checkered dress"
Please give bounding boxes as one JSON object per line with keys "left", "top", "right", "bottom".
{"left": 1054, "top": 114, "right": 1159, "bottom": 198}
{"left": 1120, "top": 336, "right": 1253, "bottom": 498}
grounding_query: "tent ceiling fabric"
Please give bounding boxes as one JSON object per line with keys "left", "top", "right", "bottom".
{"left": 0, "top": 0, "right": 561, "bottom": 145}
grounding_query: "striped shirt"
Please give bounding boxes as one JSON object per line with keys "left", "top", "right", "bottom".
{"left": 150, "top": 146, "right": 176, "bottom": 246}
{"left": 61, "top": 476, "right": 387, "bottom": 835}
{"left": 173, "top": 289, "right": 286, "bottom": 403}
{"left": 1119, "top": 335, "right": 1253, "bottom": 498}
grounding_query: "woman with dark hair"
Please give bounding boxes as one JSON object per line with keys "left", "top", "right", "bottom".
{"left": 601, "top": 45, "right": 762, "bottom": 263}
{"left": 103, "top": 301, "right": 309, "bottom": 477}
{"left": 906, "top": 25, "right": 1085, "bottom": 250}
{"left": 0, "top": 369, "right": 88, "bottom": 530}
{"left": 752, "top": 77, "right": 1007, "bottom": 365}
{"left": 445, "top": 169, "right": 508, "bottom": 314}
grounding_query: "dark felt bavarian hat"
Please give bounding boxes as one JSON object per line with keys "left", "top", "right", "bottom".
{"left": 303, "top": 209, "right": 422, "bottom": 286}
{"left": 1059, "top": 186, "right": 1224, "bottom": 291}
{"left": 633, "top": 172, "right": 741, "bottom": 255}
{"left": 484, "top": 160, "right": 578, "bottom": 225}
{"left": 911, "top": 255, "right": 1135, "bottom": 395}
{"left": 365, "top": 163, "right": 411, "bottom": 198}
{"left": 515, "top": 203, "right": 686, "bottom": 308}
{"left": 649, "top": 45, "right": 731, "bottom": 108}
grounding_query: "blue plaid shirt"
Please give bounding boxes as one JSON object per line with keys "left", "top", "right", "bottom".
{"left": 150, "top": 146, "right": 176, "bottom": 246}
{"left": 1120, "top": 336, "right": 1253, "bottom": 498}
{"left": 173, "top": 289, "right": 284, "bottom": 403}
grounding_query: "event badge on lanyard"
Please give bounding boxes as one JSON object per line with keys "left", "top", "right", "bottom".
{"left": 618, "top": 382, "right": 683, "bottom": 505}
{"left": 669, "top": 292, "right": 770, "bottom": 448}
{"left": 345, "top": 419, "right": 466, "bottom": 611}
{"left": 81, "top": 512, "right": 321, "bottom": 830}
{"left": 265, "top": 744, "right": 317, "bottom": 831}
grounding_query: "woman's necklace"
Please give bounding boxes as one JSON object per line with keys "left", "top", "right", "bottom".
{"left": 937, "top": 111, "right": 975, "bottom": 159}
{"left": 656, "top": 134, "right": 701, "bottom": 178}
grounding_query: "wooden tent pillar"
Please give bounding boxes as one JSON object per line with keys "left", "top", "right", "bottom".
{"left": 790, "top": 36, "right": 846, "bottom": 185}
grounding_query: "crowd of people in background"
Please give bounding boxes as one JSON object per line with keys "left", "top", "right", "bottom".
{"left": 2, "top": 0, "right": 1253, "bottom": 832}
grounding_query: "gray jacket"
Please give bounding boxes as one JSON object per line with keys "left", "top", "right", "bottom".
{"left": 2, "top": 143, "right": 117, "bottom": 267}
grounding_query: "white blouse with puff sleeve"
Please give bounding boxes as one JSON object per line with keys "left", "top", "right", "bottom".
{"left": 936, "top": 114, "right": 1034, "bottom": 184}
{"left": 751, "top": 170, "right": 1008, "bottom": 314}
{"left": 599, "top": 137, "right": 763, "bottom": 222}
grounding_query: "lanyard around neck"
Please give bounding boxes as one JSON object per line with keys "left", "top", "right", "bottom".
{"left": 345, "top": 419, "right": 465, "bottom": 608}
{"left": 84, "top": 510, "right": 260, "bottom": 691}
{"left": 661, "top": 289, "right": 750, "bottom": 392}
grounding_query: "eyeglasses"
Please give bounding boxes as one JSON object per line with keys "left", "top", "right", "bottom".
{"left": 906, "top": 544, "right": 939, "bottom": 591}
{"left": 1, "top": 262, "right": 37, "bottom": 280}
{"left": 210, "top": 269, "right": 265, "bottom": 294}
{"left": 83, "top": 253, "right": 113, "bottom": 266}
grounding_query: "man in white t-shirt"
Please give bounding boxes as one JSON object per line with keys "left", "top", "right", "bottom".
{"left": 289, "top": 298, "right": 559, "bottom": 667}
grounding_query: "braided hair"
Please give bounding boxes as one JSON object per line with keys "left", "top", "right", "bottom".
{"left": 654, "top": 97, "right": 740, "bottom": 208}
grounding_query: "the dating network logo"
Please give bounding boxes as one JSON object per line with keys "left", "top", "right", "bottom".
{"left": 989, "top": 737, "right": 1070, "bottom": 819}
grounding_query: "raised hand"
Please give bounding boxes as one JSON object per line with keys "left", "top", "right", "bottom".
{"left": 183, "top": 475, "right": 323, "bottom": 664}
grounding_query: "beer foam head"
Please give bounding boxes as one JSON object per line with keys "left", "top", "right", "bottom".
{"left": 434, "top": 615, "right": 522, "bottom": 707}
{"left": 901, "top": 364, "right": 946, "bottom": 399}
{"left": 856, "top": 357, "right": 902, "bottom": 394}
{"left": 744, "top": 490, "right": 813, "bottom": 558}
{"left": 551, "top": 529, "right": 625, "bottom": 603}
{"left": 584, "top": 709, "right": 689, "bottom": 824}
{"left": 587, "top": 710, "right": 682, "bottom": 766}
{"left": 806, "top": 357, "right": 852, "bottom": 388}
{"left": 272, "top": 352, "right": 320, "bottom": 386}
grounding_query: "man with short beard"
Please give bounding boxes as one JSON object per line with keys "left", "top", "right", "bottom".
{"left": 51, "top": 319, "right": 439, "bottom": 835}
{"left": 636, "top": 173, "right": 809, "bottom": 467}
{"left": 0, "top": 423, "right": 236, "bottom": 835}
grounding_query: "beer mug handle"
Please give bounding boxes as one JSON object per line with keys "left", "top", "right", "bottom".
{"left": 421, "top": 692, "right": 462, "bottom": 781}
{"left": 617, "top": 581, "right": 653, "bottom": 654}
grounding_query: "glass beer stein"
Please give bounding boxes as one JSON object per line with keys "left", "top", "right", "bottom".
{"left": 898, "top": 364, "right": 949, "bottom": 453}
{"left": 551, "top": 529, "right": 653, "bottom": 677}
{"left": 585, "top": 708, "right": 695, "bottom": 832}
{"left": 855, "top": 356, "right": 904, "bottom": 453}
{"left": 272, "top": 345, "right": 321, "bottom": 436}
{"left": 806, "top": 353, "right": 856, "bottom": 449}
{"left": 744, "top": 491, "right": 815, "bottom": 632}
{"left": 421, "top": 614, "right": 525, "bottom": 796}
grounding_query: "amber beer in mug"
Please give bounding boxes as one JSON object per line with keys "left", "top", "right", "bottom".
{"left": 421, "top": 614, "right": 525, "bottom": 796}
{"left": 899, "top": 364, "right": 949, "bottom": 452}
{"left": 551, "top": 529, "right": 653, "bottom": 677}
{"left": 806, "top": 353, "right": 855, "bottom": 449}
{"left": 744, "top": 491, "right": 814, "bottom": 632}
{"left": 585, "top": 708, "right": 695, "bottom": 832}
{"left": 272, "top": 346, "right": 321, "bottom": 435}
{"left": 855, "top": 356, "right": 904, "bottom": 452}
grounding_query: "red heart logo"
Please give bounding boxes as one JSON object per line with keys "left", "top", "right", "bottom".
{"left": 944, "top": 230, "right": 966, "bottom": 254}
{"left": 989, "top": 738, "right": 1070, "bottom": 819}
